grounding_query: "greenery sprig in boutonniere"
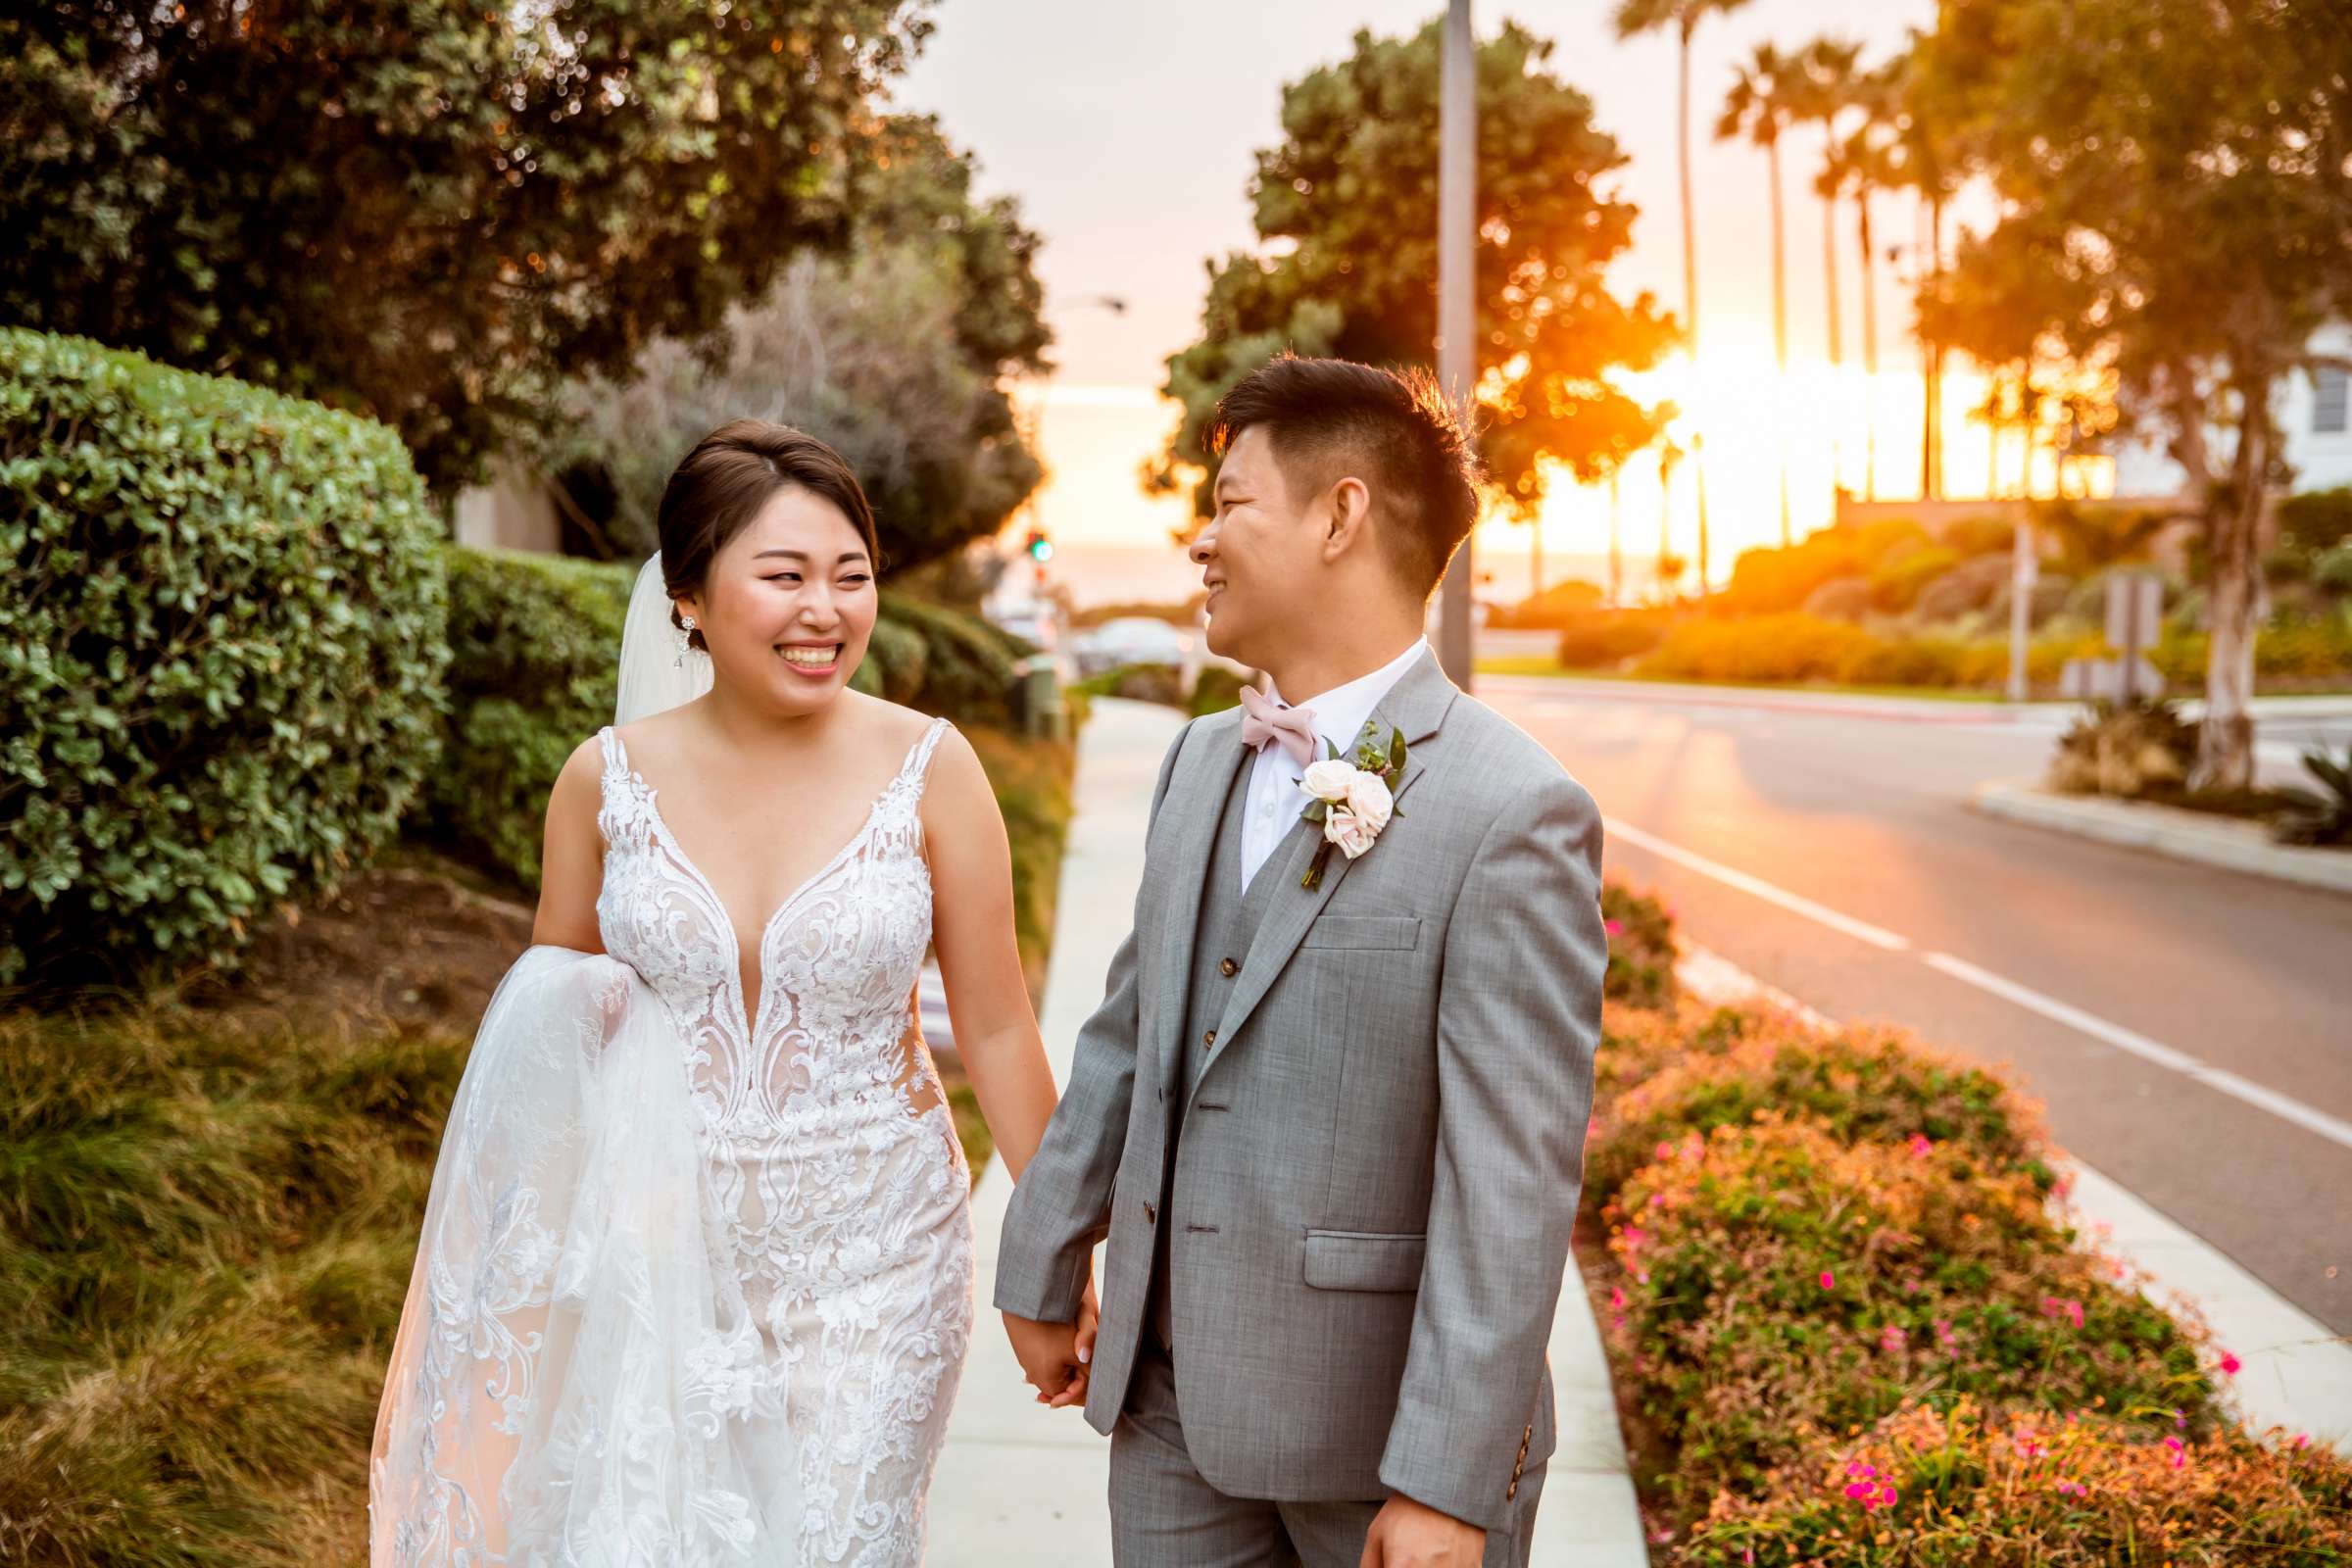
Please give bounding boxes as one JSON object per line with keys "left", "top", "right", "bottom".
{"left": 1295, "top": 722, "right": 1407, "bottom": 891}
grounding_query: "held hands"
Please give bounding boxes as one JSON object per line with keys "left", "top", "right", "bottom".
{"left": 1002, "top": 1279, "right": 1100, "bottom": 1408}
{"left": 1358, "top": 1493, "right": 1486, "bottom": 1568}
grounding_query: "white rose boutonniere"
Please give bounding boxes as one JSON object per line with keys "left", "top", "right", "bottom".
{"left": 1292, "top": 722, "right": 1408, "bottom": 890}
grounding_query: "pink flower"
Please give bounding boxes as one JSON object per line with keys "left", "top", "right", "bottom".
{"left": 2164, "top": 1435, "right": 2187, "bottom": 1470}
{"left": 1619, "top": 1226, "right": 1648, "bottom": 1252}
{"left": 1879, "top": 1323, "right": 1907, "bottom": 1353}
{"left": 2015, "top": 1430, "right": 2045, "bottom": 1459}
{"left": 1845, "top": 1462, "right": 1878, "bottom": 1480}
{"left": 1934, "top": 1318, "right": 1957, "bottom": 1350}
{"left": 1610, "top": 1287, "right": 1628, "bottom": 1311}
{"left": 2219, "top": 1350, "right": 2242, "bottom": 1376}
{"left": 2039, "top": 1296, "right": 2083, "bottom": 1330}
{"left": 1654, "top": 1141, "right": 1675, "bottom": 1159}
{"left": 1907, "top": 1133, "right": 1933, "bottom": 1157}
{"left": 2054, "top": 1479, "right": 2087, "bottom": 1497}
{"left": 1605, "top": 918, "right": 1625, "bottom": 936}
{"left": 1820, "top": 1270, "right": 1835, "bottom": 1290}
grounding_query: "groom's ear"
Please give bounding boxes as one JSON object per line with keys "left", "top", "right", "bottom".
{"left": 1319, "top": 474, "right": 1374, "bottom": 563}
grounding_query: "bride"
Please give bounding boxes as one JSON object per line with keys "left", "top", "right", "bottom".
{"left": 369, "top": 419, "right": 1096, "bottom": 1565}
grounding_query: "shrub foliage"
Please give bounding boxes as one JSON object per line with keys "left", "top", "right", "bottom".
{"left": 0, "top": 329, "right": 448, "bottom": 989}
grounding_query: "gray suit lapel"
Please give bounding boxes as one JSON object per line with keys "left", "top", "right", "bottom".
{"left": 1154, "top": 711, "right": 1253, "bottom": 1096}
{"left": 1199, "top": 649, "right": 1458, "bottom": 1089}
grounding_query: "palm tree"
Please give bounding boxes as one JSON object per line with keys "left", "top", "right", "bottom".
{"left": 1718, "top": 41, "right": 1804, "bottom": 546}
{"left": 1616, "top": 0, "right": 1751, "bottom": 586}
{"left": 1827, "top": 71, "right": 1900, "bottom": 503}
{"left": 1790, "top": 37, "right": 1864, "bottom": 506}
{"left": 1875, "top": 48, "right": 1959, "bottom": 503}
{"left": 1655, "top": 434, "right": 1686, "bottom": 600}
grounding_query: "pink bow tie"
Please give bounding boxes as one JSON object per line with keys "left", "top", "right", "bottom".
{"left": 1238, "top": 686, "right": 1321, "bottom": 765}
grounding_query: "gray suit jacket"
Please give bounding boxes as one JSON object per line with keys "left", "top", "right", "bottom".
{"left": 995, "top": 648, "right": 1607, "bottom": 1533}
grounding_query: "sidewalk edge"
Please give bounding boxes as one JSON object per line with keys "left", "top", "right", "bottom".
{"left": 1971, "top": 779, "right": 2352, "bottom": 898}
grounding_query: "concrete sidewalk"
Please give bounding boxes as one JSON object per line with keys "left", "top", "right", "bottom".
{"left": 1972, "top": 778, "right": 2352, "bottom": 898}
{"left": 929, "top": 697, "right": 1648, "bottom": 1565}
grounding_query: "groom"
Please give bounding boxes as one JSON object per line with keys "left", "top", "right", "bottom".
{"left": 998, "top": 355, "right": 1607, "bottom": 1567}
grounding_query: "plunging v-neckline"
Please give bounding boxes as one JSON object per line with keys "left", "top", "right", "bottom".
{"left": 607, "top": 727, "right": 926, "bottom": 1046}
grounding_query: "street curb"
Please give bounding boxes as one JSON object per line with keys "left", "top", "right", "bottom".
{"left": 1971, "top": 779, "right": 2352, "bottom": 898}
{"left": 1675, "top": 939, "right": 2352, "bottom": 1450}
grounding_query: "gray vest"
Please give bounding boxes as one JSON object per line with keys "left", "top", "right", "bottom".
{"left": 1147, "top": 747, "right": 1294, "bottom": 1350}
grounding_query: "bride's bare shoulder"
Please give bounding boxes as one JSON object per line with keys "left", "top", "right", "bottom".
{"left": 840, "top": 689, "right": 948, "bottom": 755}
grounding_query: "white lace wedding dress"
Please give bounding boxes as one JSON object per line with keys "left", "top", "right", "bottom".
{"left": 369, "top": 714, "right": 975, "bottom": 1567}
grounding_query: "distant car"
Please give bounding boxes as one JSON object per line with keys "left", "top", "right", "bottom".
{"left": 987, "top": 603, "right": 1058, "bottom": 654}
{"left": 1074, "top": 615, "right": 1194, "bottom": 676}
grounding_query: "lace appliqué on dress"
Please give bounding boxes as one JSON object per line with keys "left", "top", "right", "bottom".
{"left": 593, "top": 717, "right": 976, "bottom": 1568}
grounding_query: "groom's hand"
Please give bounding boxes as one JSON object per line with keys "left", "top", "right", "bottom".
{"left": 1002, "top": 1308, "right": 1088, "bottom": 1406}
{"left": 1358, "top": 1493, "right": 1486, "bottom": 1568}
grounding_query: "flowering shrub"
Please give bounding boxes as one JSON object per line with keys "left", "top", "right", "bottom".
{"left": 1679, "top": 1399, "right": 2352, "bottom": 1566}
{"left": 1586, "top": 1014, "right": 2053, "bottom": 1211}
{"left": 1602, "top": 1117, "right": 2216, "bottom": 1509}
{"left": 1602, "top": 881, "right": 1680, "bottom": 1009}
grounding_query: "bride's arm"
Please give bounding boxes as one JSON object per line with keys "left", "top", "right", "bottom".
{"left": 921, "top": 727, "right": 1058, "bottom": 1183}
{"left": 531, "top": 738, "right": 612, "bottom": 954}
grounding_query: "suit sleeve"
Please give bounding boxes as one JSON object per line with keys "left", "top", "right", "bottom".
{"left": 1378, "top": 770, "right": 1607, "bottom": 1532}
{"left": 991, "top": 719, "right": 1192, "bottom": 1323}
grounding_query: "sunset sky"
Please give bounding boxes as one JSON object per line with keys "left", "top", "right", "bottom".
{"left": 895, "top": 0, "right": 2016, "bottom": 602}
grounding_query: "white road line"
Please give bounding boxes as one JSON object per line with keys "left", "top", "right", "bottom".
{"left": 1605, "top": 817, "right": 2352, "bottom": 1154}
{"left": 1602, "top": 816, "right": 1912, "bottom": 952}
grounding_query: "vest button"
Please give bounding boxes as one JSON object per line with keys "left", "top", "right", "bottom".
{"left": 1219, "top": 957, "right": 1238, "bottom": 977}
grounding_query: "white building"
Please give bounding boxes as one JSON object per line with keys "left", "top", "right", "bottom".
{"left": 2112, "top": 320, "right": 2352, "bottom": 498}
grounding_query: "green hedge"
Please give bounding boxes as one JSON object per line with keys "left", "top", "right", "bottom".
{"left": 0, "top": 330, "right": 448, "bottom": 989}
{"left": 423, "top": 553, "right": 1040, "bottom": 889}
{"left": 419, "top": 547, "right": 636, "bottom": 889}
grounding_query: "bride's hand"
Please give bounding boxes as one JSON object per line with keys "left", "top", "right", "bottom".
{"left": 1046, "top": 1283, "right": 1101, "bottom": 1410}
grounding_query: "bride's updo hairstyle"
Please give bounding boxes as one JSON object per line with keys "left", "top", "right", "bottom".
{"left": 656, "top": 419, "right": 883, "bottom": 651}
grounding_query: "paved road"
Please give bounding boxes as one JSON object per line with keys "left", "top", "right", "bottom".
{"left": 1482, "top": 674, "right": 2352, "bottom": 1336}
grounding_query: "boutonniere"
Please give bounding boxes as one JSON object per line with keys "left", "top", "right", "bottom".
{"left": 1295, "top": 722, "right": 1408, "bottom": 891}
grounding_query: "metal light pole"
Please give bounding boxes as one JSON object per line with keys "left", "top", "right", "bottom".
{"left": 1435, "top": 0, "right": 1477, "bottom": 691}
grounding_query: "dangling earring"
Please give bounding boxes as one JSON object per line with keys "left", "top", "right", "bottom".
{"left": 675, "top": 614, "right": 697, "bottom": 667}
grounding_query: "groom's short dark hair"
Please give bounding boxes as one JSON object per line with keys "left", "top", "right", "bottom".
{"left": 1211, "top": 355, "right": 1481, "bottom": 599}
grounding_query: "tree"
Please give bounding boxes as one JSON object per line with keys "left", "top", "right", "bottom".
{"left": 1818, "top": 63, "right": 1903, "bottom": 502}
{"left": 1718, "top": 41, "right": 1804, "bottom": 545}
{"left": 1790, "top": 40, "right": 1864, "bottom": 404}
{"left": 550, "top": 117, "right": 1052, "bottom": 577}
{"left": 0, "top": 0, "right": 931, "bottom": 493}
{"left": 1874, "top": 43, "right": 1972, "bottom": 504}
{"left": 1616, "top": 0, "right": 1752, "bottom": 586}
{"left": 1917, "top": 0, "right": 2352, "bottom": 787}
{"left": 1148, "top": 21, "right": 1676, "bottom": 525}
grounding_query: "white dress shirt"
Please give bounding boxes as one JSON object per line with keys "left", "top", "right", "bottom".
{"left": 1238, "top": 638, "right": 1430, "bottom": 894}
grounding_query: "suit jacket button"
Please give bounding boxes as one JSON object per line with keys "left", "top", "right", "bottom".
{"left": 1219, "top": 957, "right": 1238, "bottom": 977}
{"left": 1202, "top": 1029, "right": 1216, "bottom": 1048}
{"left": 1144, "top": 1202, "right": 1156, "bottom": 1225}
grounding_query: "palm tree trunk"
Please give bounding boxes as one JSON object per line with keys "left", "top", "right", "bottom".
{"left": 1858, "top": 190, "right": 1879, "bottom": 502}
{"left": 1821, "top": 136, "right": 1841, "bottom": 366}
{"left": 1923, "top": 195, "right": 1945, "bottom": 503}
{"left": 1769, "top": 133, "right": 1789, "bottom": 546}
{"left": 1678, "top": 20, "right": 1710, "bottom": 587}
{"left": 1609, "top": 469, "right": 1624, "bottom": 605}
{"left": 1678, "top": 22, "right": 1698, "bottom": 344}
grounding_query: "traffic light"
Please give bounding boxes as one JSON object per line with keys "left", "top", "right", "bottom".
{"left": 1024, "top": 527, "right": 1054, "bottom": 564}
